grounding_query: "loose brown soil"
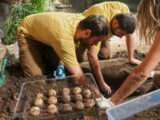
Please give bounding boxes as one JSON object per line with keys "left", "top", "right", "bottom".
{"left": 0, "top": 51, "right": 160, "bottom": 120}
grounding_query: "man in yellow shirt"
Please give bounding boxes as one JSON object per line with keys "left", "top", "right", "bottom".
{"left": 81, "top": 1, "right": 141, "bottom": 94}
{"left": 83, "top": 1, "right": 140, "bottom": 64}
{"left": 17, "top": 12, "right": 109, "bottom": 93}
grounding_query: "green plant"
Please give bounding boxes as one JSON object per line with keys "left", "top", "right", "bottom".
{"left": 3, "top": 0, "right": 50, "bottom": 45}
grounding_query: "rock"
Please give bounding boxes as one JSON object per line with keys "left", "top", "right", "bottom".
{"left": 6, "top": 42, "right": 19, "bottom": 59}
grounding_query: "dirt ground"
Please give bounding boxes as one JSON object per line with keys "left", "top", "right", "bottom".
{"left": 128, "top": 105, "right": 160, "bottom": 120}
{"left": 0, "top": 50, "right": 160, "bottom": 120}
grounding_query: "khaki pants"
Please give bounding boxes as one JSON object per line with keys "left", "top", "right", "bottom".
{"left": 17, "top": 28, "right": 60, "bottom": 77}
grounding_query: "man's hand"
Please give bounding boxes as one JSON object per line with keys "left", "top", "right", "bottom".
{"left": 100, "top": 83, "right": 112, "bottom": 95}
{"left": 96, "top": 97, "right": 114, "bottom": 109}
{"left": 75, "top": 76, "right": 86, "bottom": 85}
{"left": 129, "top": 58, "right": 141, "bottom": 65}
{"left": 66, "top": 65, "right": 87, "bottom": 85}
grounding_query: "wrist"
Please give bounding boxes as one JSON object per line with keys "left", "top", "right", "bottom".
{"left": 96, "top": 96, "right": 114, "bottom": 109}
{"left": 100, "top": 81, "right": 109, "bottom": 86}
{"left": 129, "top": 57, "right": 134, "bottom": 62}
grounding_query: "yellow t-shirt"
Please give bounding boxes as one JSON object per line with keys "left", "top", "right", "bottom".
{"left": 83, "top": 1, "right": 130, "bottom": 22}
{"left": 83, "top": 1, "right": 130, "bottom": 49}
{"left": 20, "top": 12, "right": 84, "bottom": 67}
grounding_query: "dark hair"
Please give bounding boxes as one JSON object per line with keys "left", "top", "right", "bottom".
{"left": 114, "top": 13, "right": 136, "bottom": 34}
{"left": 78, "top": 15, "right": 109, "bottom": 37}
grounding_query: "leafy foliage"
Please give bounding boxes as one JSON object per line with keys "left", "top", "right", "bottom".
{"left": 3, "top": 0, "right": 49, "bottom": 44}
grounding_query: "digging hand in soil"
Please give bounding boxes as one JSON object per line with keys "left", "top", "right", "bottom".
{"left": 129, "top": 58, "right": 141, "bottom": 65}
{"left": 100, "top": 83, "right": 112, "bottom": 95}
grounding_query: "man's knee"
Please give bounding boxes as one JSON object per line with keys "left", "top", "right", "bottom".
{"left": 99, "top": 40, "right": 111, "bottom": 59}
{"left": 99, "top": 47, "right": 111, "bottom": 59}
{"left": 23, "top": 66, "right": 43, "bottom": 77}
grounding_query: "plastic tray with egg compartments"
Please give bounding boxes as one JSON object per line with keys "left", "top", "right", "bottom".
{"left": 13, "top": 73, "right": 101, "bottom": 120}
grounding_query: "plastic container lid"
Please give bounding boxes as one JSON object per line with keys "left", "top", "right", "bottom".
{"left": 106, "top": 89, "right": 160, "bottom": 120}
